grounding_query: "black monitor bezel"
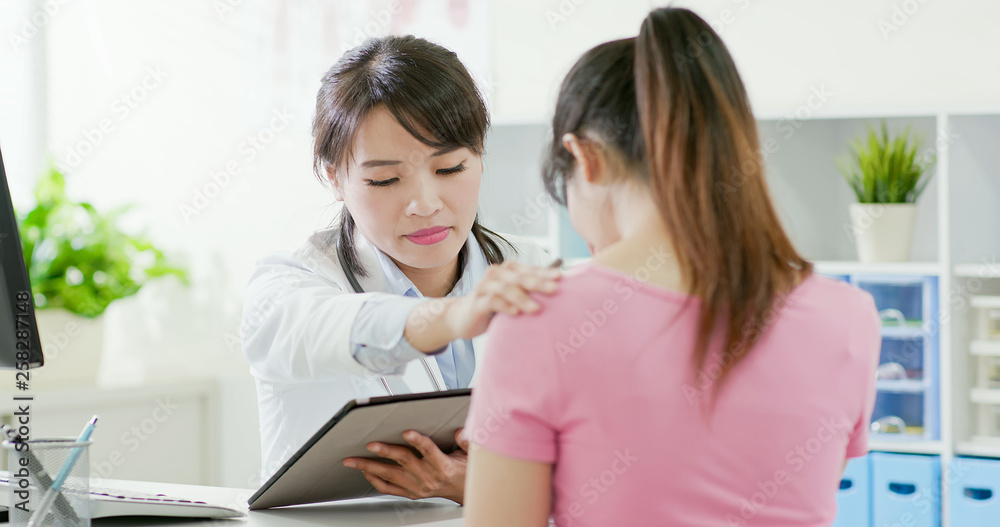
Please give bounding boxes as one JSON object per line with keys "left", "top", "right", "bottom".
{"left": 0, "top": 146, "right": 45, "bottom": 369}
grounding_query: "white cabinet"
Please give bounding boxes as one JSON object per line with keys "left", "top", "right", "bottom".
{"left": 1, "top": 380, "right": 218, "bottom": 486}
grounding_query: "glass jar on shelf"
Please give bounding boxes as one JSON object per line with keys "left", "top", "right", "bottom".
{"left": 987, "top": 308, "right": 1000, "bottom": 340}
{"left": 976, "top": 404, "right": 1000, "bottom": 439}
{"left": 973, "top": 296, "right": 1000, "bottom": 341}
{"left": 979, "top": 357, "right": 1000, "bottom": 390}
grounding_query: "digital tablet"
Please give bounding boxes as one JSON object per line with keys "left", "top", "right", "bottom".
{"left": 248, "top": 388, "right": 471, "bottom": 510}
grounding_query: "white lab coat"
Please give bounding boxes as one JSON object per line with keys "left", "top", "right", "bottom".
{"left": 241, "top": 222, "right": 552, "bottom": 482}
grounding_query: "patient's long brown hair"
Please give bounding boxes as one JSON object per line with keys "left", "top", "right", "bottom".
{"left": 543, "top": 8, "right": 812, "bottom": 394}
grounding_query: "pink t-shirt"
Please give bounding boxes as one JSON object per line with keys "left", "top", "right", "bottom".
{"left": 466, "top": 262, "right": 880, "bottom": 526}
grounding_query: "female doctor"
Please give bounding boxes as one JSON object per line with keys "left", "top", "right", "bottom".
{"left": 240, "top": 35, "right": 558, "bottom": 504}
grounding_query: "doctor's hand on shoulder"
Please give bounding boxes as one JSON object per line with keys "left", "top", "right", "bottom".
{"left": 342, "top": 260, "right": 560, "bottom": 503}
{"left": 405, "top": 260, "right": 562, "bottom": 353}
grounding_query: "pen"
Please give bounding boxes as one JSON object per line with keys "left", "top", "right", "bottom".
{"left": 26, "top": 415, "right": 98, "bottom": 527}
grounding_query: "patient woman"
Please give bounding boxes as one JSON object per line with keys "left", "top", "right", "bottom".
{"left": 464, "top": 7, "right": 880, "bottom": 526}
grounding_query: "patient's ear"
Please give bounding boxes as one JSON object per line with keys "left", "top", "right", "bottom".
{"left": 561, "top": 133, "right": 607, "bottom": 184}
{"left": 326, "top": 166, "right": 345, "bottom": 201}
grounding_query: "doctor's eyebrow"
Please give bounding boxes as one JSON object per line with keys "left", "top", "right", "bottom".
{"left": 359, "top": 159, "right": 401, "bottom": 168}
{"left": 358, "top": 146, "right": 463, "bottom": 169}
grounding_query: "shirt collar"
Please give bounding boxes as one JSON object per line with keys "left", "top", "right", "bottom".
{"left": 368, "top": 231, "right": 487, "bottom": 299}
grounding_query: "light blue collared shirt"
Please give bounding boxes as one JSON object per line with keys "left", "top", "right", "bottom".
{"left": 349, "top": 233, "right": 486, "bottom": 390}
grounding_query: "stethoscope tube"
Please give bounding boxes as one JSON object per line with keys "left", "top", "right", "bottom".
{"left": 337, "top": 236, "right": 445, "bottom": 395}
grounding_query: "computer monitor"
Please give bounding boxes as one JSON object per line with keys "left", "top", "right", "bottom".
{"left": 0, "top": 146, "right": 44, "bottom": 370}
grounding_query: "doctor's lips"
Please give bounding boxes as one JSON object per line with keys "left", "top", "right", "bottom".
{"left": 405, "top": 226, "right": 451, "bottom": 245}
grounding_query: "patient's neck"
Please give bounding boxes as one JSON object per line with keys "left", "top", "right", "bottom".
{"left": 592, "top": 184, "right": 685, "bottom": 293}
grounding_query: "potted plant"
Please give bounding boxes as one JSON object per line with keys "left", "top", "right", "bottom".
{"left": 837, "top": 122, "right": 936, "bottom": 262}
{"left": 16, "top": 165, "right": 187, "bottom": 388}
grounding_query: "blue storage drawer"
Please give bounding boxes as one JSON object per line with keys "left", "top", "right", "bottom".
{"left": 852, "top": 275, "right": 940, "bottom": 442}
{"left": 872, "top": 392, "right": 926, "bottom": 436}
{"left": 878, "top": 336, "right": 925, "bottom": 380}
{"left": 853, "top": 277, "right": 935, "bottom": 328}
{"left": 871, "top": 453, "right": 940, "bottom": 527}
{"left": 833, "top": 455, "right": 870, "bottom": 527}
{"left": 949, "top": 457, "right": 1000, "bottom": 526}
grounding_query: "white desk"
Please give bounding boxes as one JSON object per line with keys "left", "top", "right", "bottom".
{"left": 87, "top": 478, "right": 463, "bottom": 526}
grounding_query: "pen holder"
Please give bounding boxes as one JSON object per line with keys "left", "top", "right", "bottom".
{"left": 2, "top": 438, "right": 92, "bottom": 527}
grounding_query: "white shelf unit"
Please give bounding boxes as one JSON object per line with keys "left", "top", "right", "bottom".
{"left": 813, "top": 261, "right": 944, "bottom": 277}
{"left": 971, "top": 340, "right": 1000, "bottom": 356}
{"left": 482, "top": 109, "right": 1000, "bottom": 527}
{"left": 956, "top": 438, "right": 1000, "bottom": 459}
{"left": 955, "top": 264, "right": 1000, "bottom": 278}
{"left": 870, "top": 440, "right": 945, "bottom": 456}
{"left": 970, "top": 388, "right": 1000, "bottom": 405}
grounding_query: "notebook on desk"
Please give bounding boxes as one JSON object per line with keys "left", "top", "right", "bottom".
{"left": 0, "top": 472, "right": 245, "bottom": 520}
{"left": 249, "top": 388, "right": 471, "bottom": 510}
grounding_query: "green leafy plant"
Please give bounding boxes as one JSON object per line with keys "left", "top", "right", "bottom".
{"left": 837, "top": 121, "right": 936, "bottom": 204}
{"left": 16, "top": 165, "right": 188, "bottom": 318}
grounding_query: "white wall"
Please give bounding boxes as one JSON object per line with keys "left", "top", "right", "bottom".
{"left": 493, "top": 0, "right": 1000, "bottom": 122}
{"left": 0, "top": 0, "right": 48, "bottom": 205}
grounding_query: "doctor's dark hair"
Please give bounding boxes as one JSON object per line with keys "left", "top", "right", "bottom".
{"left": 312, "top": 35, "right": 514, "bottom": 279}
{"left": 543, "top": 8, "right": 812, "bottom": 396}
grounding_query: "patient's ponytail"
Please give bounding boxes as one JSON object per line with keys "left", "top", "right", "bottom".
{"left": 634, "top": 8, "right": 812, "bottom": 392}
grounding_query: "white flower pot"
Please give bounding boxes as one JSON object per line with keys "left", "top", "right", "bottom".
{"left": 848, "top": 203, "right": 918, "bottom": 263}
{"left": 33, "top": 309, "right": 104, "bottom": 389}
